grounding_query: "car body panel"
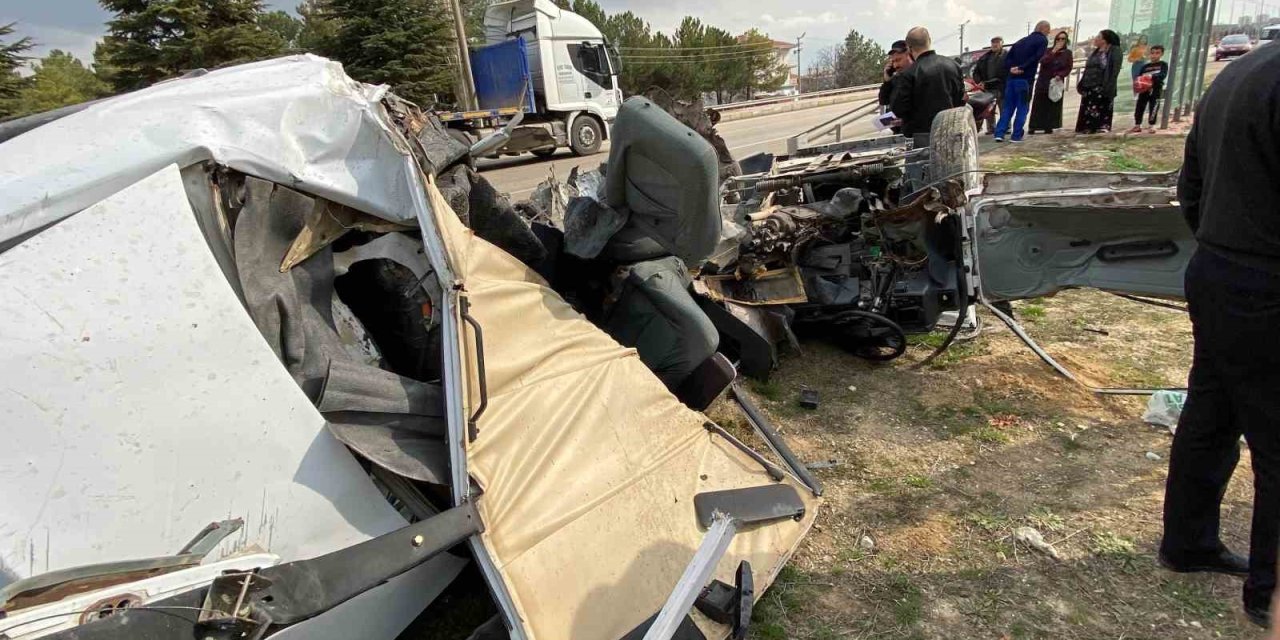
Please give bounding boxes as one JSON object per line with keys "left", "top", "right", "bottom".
{"left": 969, "top": 171, "right": 1192, "bottom": 301}
{"left": 0, "top": 166, "right": 413, "bottom": 599}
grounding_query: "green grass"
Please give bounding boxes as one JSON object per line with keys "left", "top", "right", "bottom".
{"left": 750, "top": 565, "right": 813, "bottom": 640}
{"left": 903, "top": 474, "right": 934, "bottom": 489}
{"left": 748, "top": 378, "right": 785, "bottom": 402}
{"left": 1158, "top": 578, "right": 1232, "bottom": 620}
{"left": 1019, "top": 303, "right": 1047, "bottom": 321}
{"left": 1057, "top": 432, "right": 1085, "bottom": 452}
{"left": 887, "top": 573, "right": 926, "bottom": 627}
{"left": 1110, "top": 358, "right": 1171, "bottom": 388}
{"left": 911, "top": 392, "right": 1023, "bottom": 445}
{"left": 1106, "top": 151, "right": 1151, "bottom": 172}
{"left": 986, "top": 156, "right": 1046, "bottom": 172}
{"left": 926, "top": 340, "right": 986, "bottom": 369}
{"left": 1026, "top": 507, "right": 1066, "bottom": 533}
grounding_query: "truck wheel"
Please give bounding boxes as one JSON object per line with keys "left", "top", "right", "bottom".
{"left": 447, "top": 128, "right": 476, "bottom": 168}
{"left": 569, "top": 116, "right": 603, "bottom": 156}
{"left": 929, "top": 106, "right": 980, "bottom": 192}
{"left": 531, "top": 147, "right": 557, "bottom": 159}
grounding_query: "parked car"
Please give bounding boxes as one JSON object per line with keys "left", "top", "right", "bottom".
{"left": 1216, "top": 33, "right": 1254, "bottom": 60}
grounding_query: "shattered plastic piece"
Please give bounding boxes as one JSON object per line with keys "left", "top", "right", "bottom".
{"left": 563, "top": 196, "right": 628, "bottom": 259}
{"left": 1012, "top": 526, "right": 1060, "bottom": 560}
{"left": 1143, "top": 390, "right": 1187, "bottom": 429}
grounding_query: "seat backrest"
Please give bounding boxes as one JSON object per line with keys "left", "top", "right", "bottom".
{"left": 603, "top": 97, "right": 721, "bottom": 266}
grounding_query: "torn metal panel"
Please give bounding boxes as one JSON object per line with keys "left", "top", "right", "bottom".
{"left": 281, "top": 200, "right": 415, "bottom": 272}
{"left": 696, "top": 267, "right": 808, "bottom": 306}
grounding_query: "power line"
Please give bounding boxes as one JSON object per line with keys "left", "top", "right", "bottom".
{"left": 618, "top": 41, "right": 783, "bottom": 51}
{"left": 623, "top": 49, "right": 780, "bottom": 61}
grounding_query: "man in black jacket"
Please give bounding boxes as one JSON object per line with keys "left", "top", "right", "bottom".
{"left": 889, "top": 27, "right": 966, "bottom": 139}
{"left": 878, "top": 40, "right": 912, "bottom": 111}
{"left": 971, "top": 37, "right": 1006, "bottom": 133}
{"left": 1161, "top": 40, "right": 1280, "bottom": 629}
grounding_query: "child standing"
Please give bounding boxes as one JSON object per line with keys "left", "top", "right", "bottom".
{"left": 1131, "top": 45, "right": 1169, "bottom": 133}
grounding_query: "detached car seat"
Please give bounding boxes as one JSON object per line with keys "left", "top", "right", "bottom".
{"left": 598, "top": 97, "right": 733, "bottom": 408}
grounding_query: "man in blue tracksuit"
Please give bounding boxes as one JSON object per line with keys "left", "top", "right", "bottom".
{"left": 994, "top": 21, "right": 1051, "bottom": 142}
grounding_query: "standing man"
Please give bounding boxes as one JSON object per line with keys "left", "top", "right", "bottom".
{"left": 1161, "top": 39, "right": 1280, "bottom": 629}
{"left": 878, "top": 40, "right": 912, "bottom": 112}
{"left": 889, "top": 27, "right": 966, "bottom": 140}
{"left": 971, "top": 37, "right": 1007, "bottom": 134}
{"left": 993, "top": 21, "right": 1051, "bottom": 142}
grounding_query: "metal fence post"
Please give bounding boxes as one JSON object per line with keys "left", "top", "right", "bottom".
{"left": 1161, "top": 0, "right": 1189, "bottom": 127}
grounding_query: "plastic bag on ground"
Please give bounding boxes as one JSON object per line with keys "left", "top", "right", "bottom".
{"left": 1143, "top": 390, "right": 1187, "bottom": 431}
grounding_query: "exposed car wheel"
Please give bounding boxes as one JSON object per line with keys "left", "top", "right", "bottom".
{"left": 929, "top": 106, "right": 980, "bottom": 192}
{"left": 446, "top": 128, "right": 476, "bottom": 169}
{"left": 531, "top": 147, "right": 557, "bottom": 159}
{"left": 569, "top": 115, "right": 603, "bottom": 156}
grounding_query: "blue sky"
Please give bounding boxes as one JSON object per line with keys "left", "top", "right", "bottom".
{"left": 2, "top": 0, "right": 1134, "bottom": 71}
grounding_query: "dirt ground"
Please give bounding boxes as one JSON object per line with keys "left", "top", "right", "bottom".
{"left": 714, "top": 130, "right": 1268, "bottom": 640}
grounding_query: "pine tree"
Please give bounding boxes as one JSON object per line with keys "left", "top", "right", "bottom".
{"left": 315, "top": 0, "right": 456, "bottom": 106}
{"left": 834, "top": 29, "right": 886, "bottom": 87}
{"left": 96, "top": 0, "right": 285, "bottom": 92}
{"left": 10, "top": 50, "right": 112, "bottom": 118}
{"left": 0, "top": 22, "right": 34, "bottom": 118}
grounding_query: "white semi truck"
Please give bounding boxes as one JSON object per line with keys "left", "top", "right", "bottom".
{"left": 439, "top": 0, "right": 622, "bottom": 157}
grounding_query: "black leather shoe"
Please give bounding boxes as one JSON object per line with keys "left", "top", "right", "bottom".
{"left": 1244, "top": 603, "right": 1271, "bottom": 628}
{"left": 1158, "top": 548, "right": 1250, "bottom": 577}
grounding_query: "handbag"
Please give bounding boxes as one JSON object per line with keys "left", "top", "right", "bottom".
{"left": 1049, "top": 77, "right": 1065, "bottom": 102}
{"left": 1134, "top": 73, "right": 1153, "bottom": 94}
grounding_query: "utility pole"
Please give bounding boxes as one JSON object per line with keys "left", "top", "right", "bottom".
{"left": 448, "top": 0, "right": 477, "bottom": 111}
{"left": 1072, "top": 0, "right": 1082, "bottom": 42}
{"left": 959, "top": 20, "right": 971, "bottom": 54}
{"left": 795, "top": 32, "right": 805, "bottom": 94}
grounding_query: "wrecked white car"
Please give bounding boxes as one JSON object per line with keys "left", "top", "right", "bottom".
{"left": 0, "top": 56, "right": 819, "bottom": 640}
{"left": 585, "top": 103, "right": 1192, "bottom": 391}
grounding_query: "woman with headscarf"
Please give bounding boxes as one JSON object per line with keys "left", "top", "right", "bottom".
{"left": 1028, "top": 31, "right": 1074, "bottom": 134}
{"left": 1075, "top": 29, "right": 1124, "bottom": 134}
{"left": 1128, "top": 34, "right": 1149, "bottom": 80}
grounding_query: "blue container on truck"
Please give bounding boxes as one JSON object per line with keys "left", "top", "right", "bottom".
{"left": 470, "top": 38, "right": 537, "bottom": 113}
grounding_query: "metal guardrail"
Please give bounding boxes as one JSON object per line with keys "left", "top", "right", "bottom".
{"left": 785, "top": 98, "right": 881, "bottom": 154}
{"left": 712, "top": 83, "right": 880, "bottom": 112}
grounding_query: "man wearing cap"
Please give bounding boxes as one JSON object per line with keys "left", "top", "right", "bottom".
{"left": 879, "top": 40, "right": 911, "bottom": 110}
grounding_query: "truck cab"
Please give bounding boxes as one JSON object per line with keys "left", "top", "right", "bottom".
{"left": 442, "top": 0, "right": 620, "bottom": 158}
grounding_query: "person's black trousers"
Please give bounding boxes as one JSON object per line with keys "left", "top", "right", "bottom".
{"left": 1162, "top": 247, "right": 1280, "bottom": 611}
{"left": 1135, "top": 88, "right": 1162, "bottom": 126}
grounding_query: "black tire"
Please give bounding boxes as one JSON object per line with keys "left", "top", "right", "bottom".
{"left": 531, "top": 147, "right": 557, "bottom": 159}
{"left": 569, "top": 115, "right": 603, "bottom": 156}
{"left": 929, "top": 106, "right": 980, "bottom": 191}
{"left": 446, "top": 128, "right": 476, "bottom": 168}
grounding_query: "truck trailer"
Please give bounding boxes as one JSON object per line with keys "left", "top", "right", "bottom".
{"left": 440, "top": 0, "right": 621, "bottom": 158}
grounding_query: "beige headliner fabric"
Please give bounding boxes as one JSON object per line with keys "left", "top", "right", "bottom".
{"left": 426, "top": 176, "right": 818, "bottom": 640}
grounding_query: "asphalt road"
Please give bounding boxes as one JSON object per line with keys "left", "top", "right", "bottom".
{"left": 477, "top": 95, "right": 882, "bottom": 198}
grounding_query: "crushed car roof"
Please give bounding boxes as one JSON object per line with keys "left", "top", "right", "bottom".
{"left": 0, "top": 55, "right": 420, "bottom": 245}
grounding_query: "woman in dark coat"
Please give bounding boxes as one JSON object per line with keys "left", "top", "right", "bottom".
{"left": 1028, "top": 31, "right": 1074, "bottom": 134}
{"left": 1075, "top": 29, "right": 1124, "bottom": 133}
